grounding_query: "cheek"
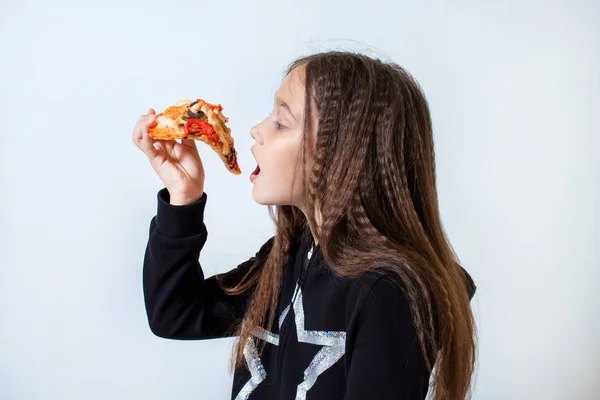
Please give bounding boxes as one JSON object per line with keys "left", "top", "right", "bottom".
{"left": 257, "top": 133, "right": 305, "bottom": 202}
{"left": 271, "top": 140, "right": 303, "bottom": 183}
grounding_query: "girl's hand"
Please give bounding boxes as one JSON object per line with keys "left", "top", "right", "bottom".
{"left": 133, "top": 109, "right": 205, "bottom": 205}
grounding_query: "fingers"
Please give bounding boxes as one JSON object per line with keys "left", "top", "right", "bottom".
{"left": 139, "top": 123, "right": 157, "bottom": 156}
{"left": 133, "top": 113, "right": 157, "bottom": 157}
{"left": 147, "top": 109, "right": 157, "bottom": 129}
{"left": 181, "top": 138, "right": 197, "bottom": 149}
{"left": 161, "top": 139, "right": 177, "bottom": 158}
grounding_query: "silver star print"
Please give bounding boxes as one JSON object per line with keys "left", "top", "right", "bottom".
{"left": 235, "top": 249, "right": 346, "bottom": 400}
{"left": 291, "top": 284, "right": 346, "bottom": 400}
{"left": 235, "top": 303, "right": 290, "bottom": 400}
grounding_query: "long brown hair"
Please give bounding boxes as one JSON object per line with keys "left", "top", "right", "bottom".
{"left": 221, "top": 51, "right": 477, "bottom": 399}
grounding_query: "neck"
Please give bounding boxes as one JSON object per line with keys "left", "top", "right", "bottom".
{"left": 302, "top": 209, "right": 320, "bottom": 250}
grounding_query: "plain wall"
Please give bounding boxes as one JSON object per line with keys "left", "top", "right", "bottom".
{"left": 1, "top": 0, "right": 598, "bottom": 399}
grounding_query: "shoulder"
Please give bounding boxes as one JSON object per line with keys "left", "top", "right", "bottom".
{"left": 361, "top": 269, "right": 411, "bottom": 312}
{"left": 348, "top": 267, "right": 409, "bottom": 298}
{"left": 344, "top": 269, "right": 422, "bottom": 362}
{"left": 256, "top": 236, "right": 275, "bottom": 259}
{"left": 345, "top": 268, "right": 414, "bottom": 328}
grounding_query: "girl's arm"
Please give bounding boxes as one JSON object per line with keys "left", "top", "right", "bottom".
{"left": 142, "top": 188, "right": 272, "bottom": 340}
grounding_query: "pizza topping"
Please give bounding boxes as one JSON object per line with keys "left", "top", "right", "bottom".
{"left": 174, "top": 99, "right": 192, "bottom": 107}
{"left": 228, "top": 151, "right": 240, "bottom": 171}
{"left": 156, "top": 115, "right": 177, "bottom": 128}
{"left": 201, "top": 100, "right": 223, "bottom": 113}
{"left": 183, "top": 109, "right": 206, "bottom": 121}
{"left": 189, "top": 99, "right": 223, "bottom": 113}
{"left": 184, "top": 119, "right": 220, "bottom": 145}
{"left": 184, "top": 119, "right": 214, "bottom": 135}
{"left": 226, "top": 147, "right": 238, "bottom": 167}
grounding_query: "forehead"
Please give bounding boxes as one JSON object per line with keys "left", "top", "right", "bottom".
{"left": 276, "top": 67, "right": 306, "bottom": 111}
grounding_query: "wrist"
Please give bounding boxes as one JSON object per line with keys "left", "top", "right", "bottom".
{"left": 169, "top": 191, "right": 204, "bottom": 206}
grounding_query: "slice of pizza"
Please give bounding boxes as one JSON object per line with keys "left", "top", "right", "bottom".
{"left": 148, "top": 98, "right": 241, "bottom": 175}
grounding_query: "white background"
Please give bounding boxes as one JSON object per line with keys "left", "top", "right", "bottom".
{"left": 1, "top": 0, "right": 598, "bottom": 399}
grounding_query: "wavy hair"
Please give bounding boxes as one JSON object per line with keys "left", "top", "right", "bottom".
{"left": 221, "top": 51, "right": 477, "bottom": 400}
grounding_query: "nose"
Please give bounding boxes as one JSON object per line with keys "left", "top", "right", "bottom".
{"left": 250, "top": 123, "right": 263, "bottom": 144}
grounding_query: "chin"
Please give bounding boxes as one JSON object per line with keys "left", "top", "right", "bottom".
{"left": 252, "top": 197, "right": 272, "bottom": 206}
{"left": 251, "top": 187, "right": 274, "bottom": 206}
{"left": 251, "top": 187, "right": 289, "bottom": 207}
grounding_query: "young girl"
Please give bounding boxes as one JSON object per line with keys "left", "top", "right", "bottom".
{"left": 133, "top": 51, "right": 477, "bottom": 400}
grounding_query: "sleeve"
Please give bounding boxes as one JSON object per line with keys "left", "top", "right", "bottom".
{"left": 142, "top": 188, "right": 273, "bottom": 340}
{"left": 344, "top": 276, "right": 431, "bottom": 400}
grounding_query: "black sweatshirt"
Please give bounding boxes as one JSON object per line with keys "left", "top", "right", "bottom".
{"left": 143, "top": 189, "right": 475, "bottom": 400}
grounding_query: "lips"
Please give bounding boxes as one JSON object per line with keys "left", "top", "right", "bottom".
{"left": 250, "top": 164, "right": 261, "bottom": 183}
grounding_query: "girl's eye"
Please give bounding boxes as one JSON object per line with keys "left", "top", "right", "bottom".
{"left": 275, "top": 121, "right": 286, "bottom": 130}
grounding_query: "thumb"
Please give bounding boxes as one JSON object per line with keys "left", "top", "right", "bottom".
{"left": 147, "top": 108, "right": 156, "bottom": 115}
{"left": 181, "top": 138, "right": 197, "bottom": 148}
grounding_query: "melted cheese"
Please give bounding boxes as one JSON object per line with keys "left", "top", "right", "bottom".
{"left": 174, "top": 99, "right": 192, "bottom": 107}
{"left": 156, "top": 115, "right": 177, "bottom": 128}
{"left": 190, "top": 102, "right": 202, "bottom": 113}
{"left": 200, "top": 104, "right": 228, "bottom": 152}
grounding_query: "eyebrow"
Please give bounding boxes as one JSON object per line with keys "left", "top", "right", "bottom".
{"left": 275, "top": 95, "right": 298, "bottom": 122}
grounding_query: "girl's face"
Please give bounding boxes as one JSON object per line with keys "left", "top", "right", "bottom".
{"left": 250, "top": 67, "right": 314, "bottom": 209}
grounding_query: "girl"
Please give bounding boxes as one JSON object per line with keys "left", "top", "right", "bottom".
{"left": 133, "top": 51, "right": 477, "bottom": 400}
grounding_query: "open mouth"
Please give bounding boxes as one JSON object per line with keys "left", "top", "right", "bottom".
{"left": 250, "top": 164, "right": 261, "bottom": 182}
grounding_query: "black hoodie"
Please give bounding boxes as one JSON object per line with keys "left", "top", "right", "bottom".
{"left": 143, "top": 189, "right": 476, "bottom": 400}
